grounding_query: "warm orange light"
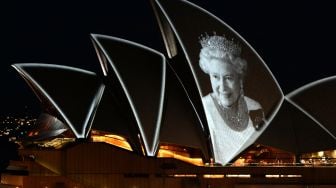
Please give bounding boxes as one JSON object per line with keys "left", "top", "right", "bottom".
{"left": 317, "top": 151, "right": 324, "bottom": 157}
{"left": 265, "top": 174, "right": 302, "bottom": 178}
{"left": 171, "top": 174, "right": 197, "bottom": 178}
{"left": 105, "top": 134, "right": 127, "bottom": 141}
{"left": 91, "top": 135, "right": 132, "bottom": 151}
{"left": 226, "top": 174, "right": 251, "bottom": 178}
{"left": 232, "top": 157, "right": 246, "bottom": 166}
{"left": 203, "top": 174, "right": 225, "bottom": 178}
{"left": 157, "top": 148, "right": 203, "bottom": 166}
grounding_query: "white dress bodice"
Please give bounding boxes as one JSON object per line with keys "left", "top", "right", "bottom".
{"left": 202, "top": 94, "right": 264, "bottom": 165}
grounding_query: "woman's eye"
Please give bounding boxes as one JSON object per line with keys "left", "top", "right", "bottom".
{"left": 213, "top": 75, "right": 219, "bottom": 79}
{"left": 225, "top": 76, "right": 233, "bottom": 80}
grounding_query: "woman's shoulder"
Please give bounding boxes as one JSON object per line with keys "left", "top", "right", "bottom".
{"left": 244, "top": 96, "right": 262, "bottom": 111}
{"left": 202, "top": 94, "right": 213, "bottom": 103}
{"left": 244, "top": 96, "right": 265, "bottom": 131}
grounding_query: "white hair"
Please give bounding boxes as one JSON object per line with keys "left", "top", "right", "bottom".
{"left": 199, "top": 46, "right": 247, "bottom": 79}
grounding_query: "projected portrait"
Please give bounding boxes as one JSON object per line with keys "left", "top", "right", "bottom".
{"left": 199, "top": 34, "right": 265, "bottom": 165}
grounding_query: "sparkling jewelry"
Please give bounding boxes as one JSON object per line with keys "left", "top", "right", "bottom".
{"left": 199, "top": 33, "right": 241, "bottom": 57}
{"left": 212, "top": 94, "right": 249, "bottom": 132}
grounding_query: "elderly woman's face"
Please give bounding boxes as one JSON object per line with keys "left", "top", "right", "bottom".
{"left": 208, "top": 59, "right": 241, "bottom": 107}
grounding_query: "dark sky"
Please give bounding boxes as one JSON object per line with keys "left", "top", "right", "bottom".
{"left": 1, "top": 0, "right": 335, "bottom": 116}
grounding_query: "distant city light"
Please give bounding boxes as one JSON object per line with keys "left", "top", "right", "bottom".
{"left": 0, "top": 115, "right": 36, "bottom": 140}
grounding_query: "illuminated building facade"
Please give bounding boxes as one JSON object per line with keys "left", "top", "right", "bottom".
{"left": 4, "top": 0, "right": 336, "bottom": 187}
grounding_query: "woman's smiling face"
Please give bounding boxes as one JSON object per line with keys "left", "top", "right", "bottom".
{"left": 208, "top": 58, "right": 241, "bottom": 108}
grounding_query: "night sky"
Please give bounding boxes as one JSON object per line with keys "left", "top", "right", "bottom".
{"left": 1, "top": 0, "right": 335, "bottom": 116}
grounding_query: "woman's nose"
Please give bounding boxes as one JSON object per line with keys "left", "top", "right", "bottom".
{"left": 218, "top": 79, "right": 228, "bottom": 92}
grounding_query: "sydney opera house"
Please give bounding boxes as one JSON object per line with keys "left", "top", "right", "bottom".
{"left": 3, "top": 0, "right": 336, "bottom": 187}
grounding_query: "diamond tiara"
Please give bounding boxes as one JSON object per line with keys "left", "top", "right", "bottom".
{"left": 199, "top": 33, "right": 241, "bottom": 57}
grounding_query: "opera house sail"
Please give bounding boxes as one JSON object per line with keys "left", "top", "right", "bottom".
{"left": 5, "top": 0, "right": 336, "bottom": 187}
